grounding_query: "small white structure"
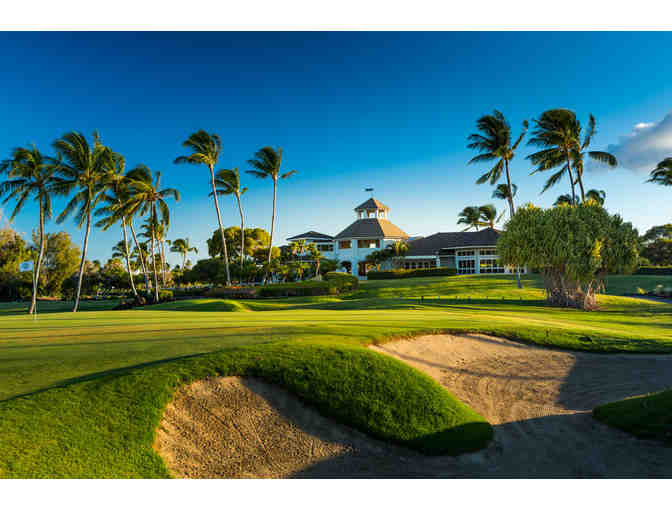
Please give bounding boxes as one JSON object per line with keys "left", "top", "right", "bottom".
{"left": 287, "top": 197, "right": 522, "bottom": 278}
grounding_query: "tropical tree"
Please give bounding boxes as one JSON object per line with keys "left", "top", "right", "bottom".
{"left": 125, "top": 164, "right": 180, "bottom": 302}
{"left": 569, "top": 115, "right": 617, "bottom": 201}
{"left": 246, "top": 147, "right": 297, "bottom": 284}
{"left": 94, "top": 153, "right": 139, "bottom": 297}
{"left": 174, "top": 131, "right": 231, "bottom": 286}
{"left": 467, "top": 110, "right": 528, "bottom": 219}
{"left": 289, "top": 239, "right": 307, "bottom": 260}
{"left": 0, "top": 145, "right": 63, "bottom": 313}
{"left": 554, "top": 194, "right": 574, "bottom": 206}
{"left": 492, "top": 183, "right": 517, "bottom": 201}
{"left": 171, "top": 237, "right": 198, "bottom": 271}
{"left": 457, "top": 206, "right": 482, "bottom": 231}
{"left": 211, "top": 167, "right": 248, "bottom": 277}
{"left": 647, "top": 157, "right": 672, "bottom": 189}
{"left": 53, "top": 131, "right": 113, "bottom": 312}
{"left": 585, "top": 189, "right": 606, "bottom": 206}
{"left": 386, "top": 240, "right": 409, "bottom": 269}
{"left": 306, "top": 242, "right": 322, "bottom": 277}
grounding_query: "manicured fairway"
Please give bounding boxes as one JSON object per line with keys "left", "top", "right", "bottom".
{"left": 1, "top": 274, "right": 671, "bottom": 477}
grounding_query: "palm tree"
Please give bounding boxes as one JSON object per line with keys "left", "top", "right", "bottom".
{"left": 554, "top": 194, "right": 574, "bottom": 206}
{"left": 306, "top": 242, "right": 322, "bottom": 277}
{"left": 174, "top": 131, "right": 231, "bottom": 286}
{"left": 492, "top": 183, "right": 518, "bottom": 201}
{"left": 478, "top": 204, "right": 503, "bottom": 229}
{"left": 94, "top": 153, "right": 139, "bottom": 297}
{"left": 585, "top": 189, "right": 606, "bottom": 206}
{"left": 570, "top": 115, "right": 617, "bottom": 201}
{"left": 211, "top": 167, "right": 248, "bottom": 277}
{"left": 125, "top": 164, "right": 180, "bottom": 302}
{"left": 171, "top": 237, "right": 198, "bottom": 271}
{"left": 246, "top": 147, "right": 297, "bottom": 284}
{"left": 0, "top": 145, "right": 63, "bottom": 314}
{"left": 53, "top": 131, "right": 113, "bottom": 312}
{"left": 457, "top": 206, "right": 482, "bottom": 231}
{"left": 386, "top": 240, "right": 409, "bottom": 269}
{"left": 647, "top": 158, "right": 672, "bottom": 189}
{"left": 467, "top": 110, "right": 528, "bottom": 219}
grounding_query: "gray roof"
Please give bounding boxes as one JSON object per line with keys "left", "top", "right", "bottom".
{"left": 335, "top": 218, "right": 409, "bottom": 240}
{"left": 406, "top": 228, "right": 501, "bottom": 256}
{"left": 287, "top": 231, "right": 334, "bottom": 241}
{"left": 354, "top": 197, "right": 389, "bottom": 212}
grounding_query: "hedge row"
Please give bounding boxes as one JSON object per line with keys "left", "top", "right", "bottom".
{"left": 366, "top": 267, "right": 458, "bottom": 280}
{"left": 636, "top": 266, "right": 672, "bottom": 276}
{"left": 258, "top": 273, "right": 359, "bottom": 298}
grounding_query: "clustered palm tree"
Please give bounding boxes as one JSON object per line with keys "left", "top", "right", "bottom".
{"left": 211, "top": 167, "right": 247, "bottom": 277}
{"left": 457, "top": 204, "right": 503, "bottom": 231}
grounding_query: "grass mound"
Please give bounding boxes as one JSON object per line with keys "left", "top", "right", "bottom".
{"left": 593, "top": 390, "right": 672, "bottom": 444}
{"left": 0, "top": 343, "right": 491, "bottom": 478}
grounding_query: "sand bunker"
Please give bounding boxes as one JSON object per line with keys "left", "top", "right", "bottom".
{"left": 156, "top": 334, "right": 672, "bottom": 478}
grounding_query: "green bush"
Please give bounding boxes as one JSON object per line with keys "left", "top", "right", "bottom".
{"left": 636, "top": 266, "right": 672, "bottom": 276}
{"left": 324, "top": 271, "right": 360, "bottom": 290}
{"left": 258, "top": 281, "right": 338, "bottom": 298}
{"left": 173, "top": 287, "right": 211, "bottom": 298}
{"left": 157, "top": 290, "right": 174, "bottom": 302}
{"left": 367, "top": 267, "right": 458, "bottom": 280}
{"left": 204, "top": 287, "right": 258, "bottom": 299}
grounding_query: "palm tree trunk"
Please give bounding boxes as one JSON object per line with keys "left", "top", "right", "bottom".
{"left": 236, "top": 192, "right": 245, "bottom": 283}
{"left": 209, "top": 164, "right": 231, "bottom": 286}
{"left": 181, "top": 252, "right": 186, "bottom": 272}
{"left": 504, "top": 159, "right": 522, "bottom": 289}
{"left": 29, "top": 196, "right": 46, "bottom": 315}
{"left": 160, "top": 239, "right": 167, "bottom": 286}
{"left": 565, "top": 150, "right": 577, "bottom": 205}
{"left": 129, "top": 220, "right": 150, "bottom": 292}
{"left": 576, "top": 171, "right": 586, "bottom": 203}
{"left": 73, "top": 210, "right": 92, "bottom": 313}
{"left": 150, "top": 209, "right": 160, "bottom": 303}
{"left": 265, "top": 177, "right": 277, "bottom": 284}
{"left": 121, "top": 216, "right": 138, "bottom": 297}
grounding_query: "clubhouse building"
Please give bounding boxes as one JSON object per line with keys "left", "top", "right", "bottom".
{"left": 287, "top": 197, "right": 521, "bottom": 278}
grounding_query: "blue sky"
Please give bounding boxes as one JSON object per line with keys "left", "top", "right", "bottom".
{"left": 1, "top": 31, "right": 671, "bottom": 266}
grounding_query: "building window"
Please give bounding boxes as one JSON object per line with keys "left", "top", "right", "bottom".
{"left": 457, "top": 250, "right": 475, "bottom": 257}
{"left": 357, "top": 239, "right": 380, "bottom": 249}
{"left": 480, "top": 249, "right": 497, "bottom": 257}
{"left": 317, "top": 244, "right": 333, "bottom": 252}
{"left": 479, "top": 259, "right": 505, "bottom": 274}
{"left": 339, "top": 240, "right": 351, "bottom": 249}
{"left": 458, "top": 260, "right": 475, "bottom": 274}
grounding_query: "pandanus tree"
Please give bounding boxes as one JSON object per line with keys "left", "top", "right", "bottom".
{"left": 53, "top": 132, "right": 113, "bottom": 312}
{"left": 125, "top": 164, "right": 180, "bottom": 302}
{"left": 171, "top": 237, "right": 198, "bottom": 271}
{"left": 457, "top": 206, "right": 482, "bottom": 231}
{"left": 647, "top": 157, "right": 672, "bottom": 189}
{"left": 246, "top": 147, "right": 297, "bottom": 284}
{"left": 467, "top": 110, "right": 528, "bottom": 220}
{"left": 175, "top": 131, "right": 231, "bottom": 286}
{"left": 211, "top": 167, "right": 247, "bottom": 278}
{"left": 0, "top": 145, "right": 64, "bottom": 314}
{"left": 94, "top": 153, "right": 139, "bottom": 297}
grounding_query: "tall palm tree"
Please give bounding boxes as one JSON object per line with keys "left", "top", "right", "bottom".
{"left": 94, "top": 153, "right": 139, "bottom": 297}
{"left": 0, "top": 145, "right": 63, "bottom": 314}
{"left": 647, "top": 158, "right": 672, "bottom": 189}
{"left": 211, "top": 167, "right": 248, "bottom": 277}
{"left": 527, "top": 109, "right": 583, "bottom": 204}
{"left": 174, "top": 131, "right": 231, "bottom": 286}
{"left": 467, "top": 110, "right": 528, "bottom": 219}
{"left": 170, "top": 237, "right": 198, "bottom": 271}
{"left": 570, "top": 115, "right": 617, "bottom": 201}
{"left": 53, "top": 131, "right": 113, "bottom": 312}
{"left": 585, "top": 189, "right": 606, "bottom": 206}
{"left": 125, "top": 164, "right": 180, "bottom": 302}
{"left": 246, "top": 147, "right": 297, "bottom": 284}
{"left": 457, "top": 206, "right": 482, "bottom": 231}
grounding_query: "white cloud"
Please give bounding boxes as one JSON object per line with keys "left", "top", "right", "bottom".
{"left": 606, "top": 113, "right": 672, "bottom": 173}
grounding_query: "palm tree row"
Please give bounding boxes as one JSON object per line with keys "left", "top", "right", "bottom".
{"left": 1, "top": 131, "right": 180, "bottom": 312}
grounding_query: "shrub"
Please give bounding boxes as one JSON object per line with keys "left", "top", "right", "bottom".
{"left": 204, "top": 287, "right": 258, "bottom": 299}
{"left": 635, "top": 266, "right": 672, "bottom": 276}
{"left": 498, "top": 203, "right": 639, "bottom": 310}
{"left": 323, "top": 272, "right": 360, "bottom": 291}
{"left": 366, "top": 267, "right": 458, "bottom": 280}
{"left": 172, "top": 286, "right": 211, "bottom": 298}
{"left": 258, "top": 280, "right": 338, "bottom": 298}
{"left": 157, "top": 290, "right": 174, "bottom": 302}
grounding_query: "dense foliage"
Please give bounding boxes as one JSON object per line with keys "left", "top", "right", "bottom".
{"left": 367, "top": 267, "right": 458, "bottom": 280}
{"left": 497, "top": 203, "right": 639, "bottom": 310}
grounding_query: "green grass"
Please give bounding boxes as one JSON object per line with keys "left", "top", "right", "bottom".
{"left": 1, "top": 273, "right": 671, "bottom": 477}
{"left": 593, "top": 390, "right": 672, "bottom": 444}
